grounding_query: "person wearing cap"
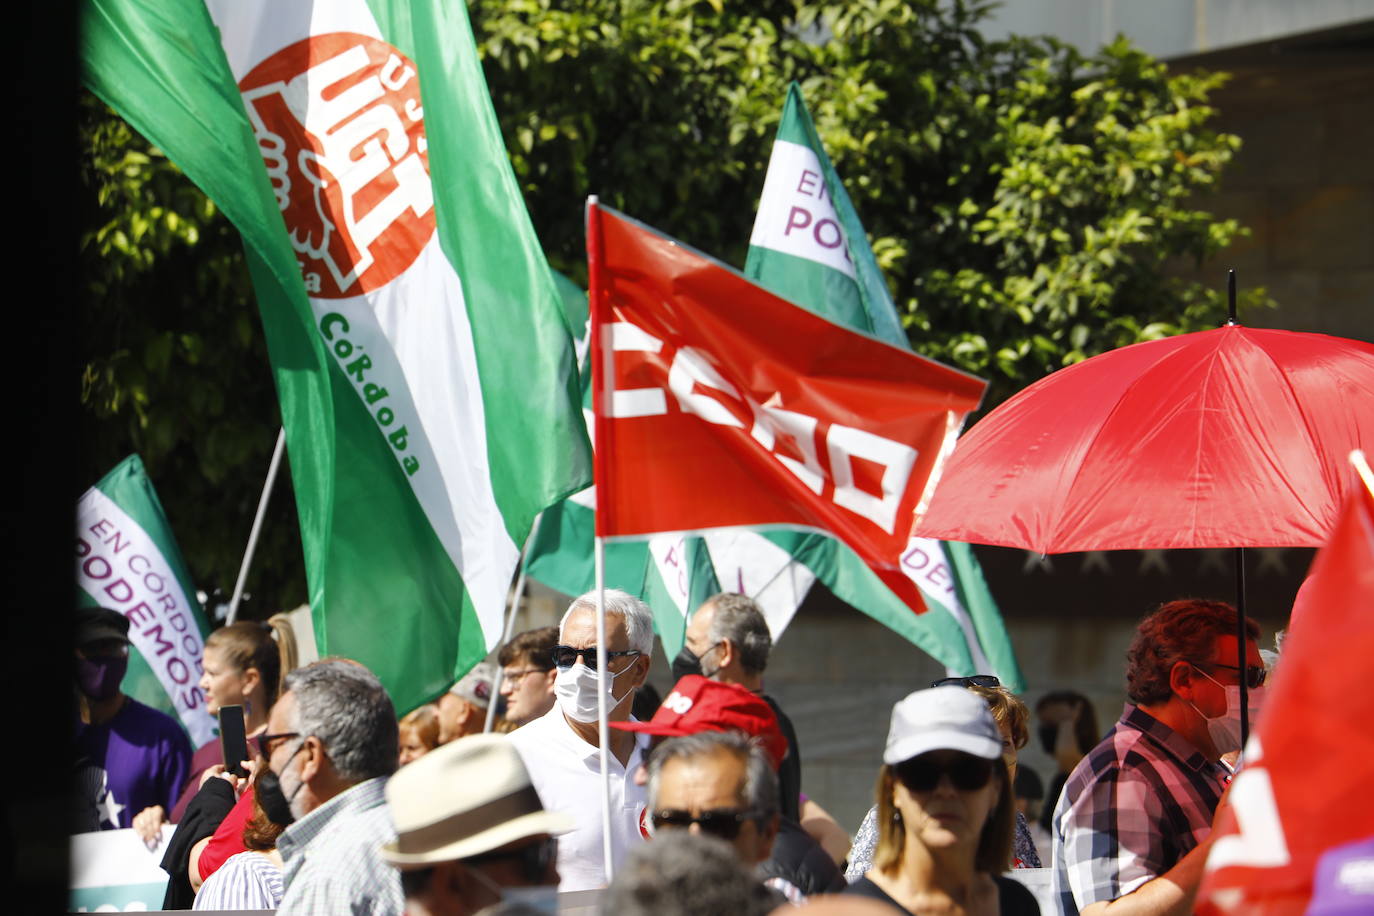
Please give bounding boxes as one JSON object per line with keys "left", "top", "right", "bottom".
{"left": 73, "top": 606, "right": 192, "bottom": 831}
{"left": 842, "top": 686, "right": 1038, "bottom": 915}
{"left": 506, "top": 588, "right": 655, "bottom": 892}
{"left": 382, "top": 733, "right": 572, "bottom": 916}
{"left": 438, "top": 662, "right": 497, "bottom": 744}
{"left": 1051, "top": 599, "right": 1262, "bottom": 916}
{"left": 614, "top": 674, "right": 846, "bottom": 900}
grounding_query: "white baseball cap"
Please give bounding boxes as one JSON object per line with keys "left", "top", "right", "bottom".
{"left": 883, "top": 685, "right": 1003, "bottom": 765}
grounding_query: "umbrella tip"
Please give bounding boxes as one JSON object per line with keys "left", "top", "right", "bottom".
{"left": 1226, "top": 269, "right": 1238, "bottom": 326}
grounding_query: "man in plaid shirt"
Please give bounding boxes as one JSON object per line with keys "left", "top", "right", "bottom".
{"left": 1050, "top": 600, "right": 1264, "bottom": 915}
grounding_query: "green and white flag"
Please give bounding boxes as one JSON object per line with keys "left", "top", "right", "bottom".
{"left": 76, "top": 455, "right": 215, "bottom": 745}
{"left": 82, "top": 0, "right": 591, "bottom": 714}
{"left": 742, "top": 82, "right": 1024, "bottom": 690}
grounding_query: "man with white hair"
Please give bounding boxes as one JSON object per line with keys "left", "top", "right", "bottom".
{"left": 507, "top": 588, "right": 655, "bottom": 891}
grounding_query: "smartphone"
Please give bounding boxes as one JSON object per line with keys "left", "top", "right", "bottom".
{"left": 219, "top": 704, "right": 249, "bottom": 777}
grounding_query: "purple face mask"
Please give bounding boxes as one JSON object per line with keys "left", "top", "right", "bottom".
{"left": 76, "top": 654, "right": 128, "bottom": 700}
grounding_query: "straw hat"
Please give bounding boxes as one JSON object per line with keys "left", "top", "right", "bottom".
{"left": 381, "top": 733, "right": 572, "bottom": 868}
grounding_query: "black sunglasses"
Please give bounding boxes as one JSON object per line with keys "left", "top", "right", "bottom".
{"left": 931, "top": 674, "right": 1001, "bottom": 689}
{"left": 1198, "top": 661, "right": 1267, "bottom": 689}
{"left": 894, "top": 753, "right": 996, "bottom": 793}
{"left": 550, "top": 645, "right": 641, "bottom": 672}
{"left": 651, "top": 808, "right": 761, "bottom": 841}
{"left": 464, "top": 836, "right": 558, "bottom": 883}
{"left": 259, "top": 731, "right": 301, "bottom": 758}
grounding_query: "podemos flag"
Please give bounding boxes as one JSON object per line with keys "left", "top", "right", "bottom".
{"left": 76, "top": 455, "right": 215, "bottom": 746}
{"left": 588, "top": 202, "right": 987, "bottom": 612}
{"left": 82, "top": 0, "right": 591, "bottom": 713}
{"left": 744, "top": 83, "right": 1024, "bottom": 687}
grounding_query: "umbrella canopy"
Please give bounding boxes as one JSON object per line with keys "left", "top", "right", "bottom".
{"left": 917, "top": 324, "right": 1374, "bottom": 553}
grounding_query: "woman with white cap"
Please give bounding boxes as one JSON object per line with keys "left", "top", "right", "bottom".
{"left": 842, "top": 686, "right": 1039, "bottom": 915}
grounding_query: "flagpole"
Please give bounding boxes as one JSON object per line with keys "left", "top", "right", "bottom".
{"left": 227, "top": 427, "right": 286, "bottom": 625}
{"left": 484, "top": 513, "right": 545, "bottom": 733}
{"left": 586, "top": 195, "right": 616, "bottom": 882}
{"left": 594, "top": 535, "right": 614, "bottom": 882}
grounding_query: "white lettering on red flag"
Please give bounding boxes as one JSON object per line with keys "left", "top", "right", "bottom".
{"left": 588, "top": 204, "right": 986, "bottom": 612}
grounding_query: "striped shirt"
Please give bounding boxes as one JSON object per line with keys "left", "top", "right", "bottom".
{"left": 276, "top": 776, "right": 404, "bottom": 916}
{"left": 193, "top": 851, "right": 283, "bottom": 911}
{"left": 1051, "top": 704, "right": 1228, "bottom": 915}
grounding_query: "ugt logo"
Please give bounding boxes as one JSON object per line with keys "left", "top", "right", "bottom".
{"left": 241, "top": 33, "right": 435, "bottom": 298}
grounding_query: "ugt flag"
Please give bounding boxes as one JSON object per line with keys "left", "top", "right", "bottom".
{"left": 1196, "top": 454, "right": 1374, "bottom": 915}
{"left": 743, "top": 82, "right": 1024, "bottom": 687}
{"left": 82, "top": 0, "right": 591, "bottom": 714}
{"left": 588, "top": 202, "right": 986, "bottom": 614}
{"left": 76, "top": 455, "right": 215, "bottom": 747}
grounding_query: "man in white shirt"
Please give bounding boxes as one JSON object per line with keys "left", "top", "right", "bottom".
{"left": 507, "top": 589, "right": 654, "bottom": 891}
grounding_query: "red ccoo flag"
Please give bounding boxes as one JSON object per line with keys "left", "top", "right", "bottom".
{"left": 585, "top": 201, "right": 987, "bottom": 615}
{"left": 1196, "top": 453, "right": 1374, "bottom": 915}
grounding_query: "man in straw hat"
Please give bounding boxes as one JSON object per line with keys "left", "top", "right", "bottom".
{"left": 382, "top": 733, "right": 573, "bottom": 915}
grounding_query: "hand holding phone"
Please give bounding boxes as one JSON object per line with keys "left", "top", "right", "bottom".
{"left": 219, "top": 704, "right": 249, "bottom": 777}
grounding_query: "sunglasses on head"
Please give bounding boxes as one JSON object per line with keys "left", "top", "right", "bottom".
{"left": 550, "top": 645, "right": 641, "bottom": 672}
{"left": 1197, "top": 661, "right": 1267, "bottom": 689}
{"left": 650, "top": 808, "right": 761, "bottom": 841}
{"left": 931, "top": 674, "right": 1001, "bottom": 689}
{"left": 464, "top": 836, "right": 558, "bottom": 883}
{"left": 894, "top": 753, "right": 996, "bottom": 793}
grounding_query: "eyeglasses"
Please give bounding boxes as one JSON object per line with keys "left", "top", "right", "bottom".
{"left": 550, "top": 645, "right": 641, "bottom": 672}
{"left": 501, "top": 667, "right": 547, "bottom": 683}
{"left": 894, "top": 754, "right": 996, "bottom": 792}
{"left": 1197, "top": 661, "right": 1267, "bottom": 689}
{"left": 260, "top": 731, "right": 301, "bottom": 758}
{"left": 464, "top": 836, "right": 558, "bottom": 883}
{"left": 931, "top": 675, "right": 1001, "bottom": 689}
{"left": 651, "top": 808, "right": 762, "bottom": 841}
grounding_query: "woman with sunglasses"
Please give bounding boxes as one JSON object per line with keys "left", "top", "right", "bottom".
{"left": 842, "top": 686, "right": 1039, "bottom": 915}
{"left": 847, "top": 676, "right": 1041, "bottom": 879}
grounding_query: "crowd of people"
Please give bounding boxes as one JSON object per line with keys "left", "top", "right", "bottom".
{"left": 73, "top": 590, "right": 1273, "bottom": 914}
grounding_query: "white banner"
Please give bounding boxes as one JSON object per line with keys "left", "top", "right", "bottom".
{"left": 76, "top": 488, "right": 215, "bottom": 747}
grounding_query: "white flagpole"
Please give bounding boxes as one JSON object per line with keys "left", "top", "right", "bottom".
{"left": 595, "top": 535, "right": 614, "bottom": 882}
{"left": 227, "top": 427, "right": 286, "bottom": 625}
{"left": 586, "top": 194, "right": 615, "bottom": 882}
{"left": 484, "top": 513, "right": 545, "bottom": 733}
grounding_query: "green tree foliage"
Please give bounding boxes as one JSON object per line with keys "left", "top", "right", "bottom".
{"left": 474, "top": 0, "right": 1263, "bottom": 404}
{"left": 79, "top": 0, "right": 1259, "bottom": 602}
{"left": 79, "top": 92, "right": 306, "bottom": 616}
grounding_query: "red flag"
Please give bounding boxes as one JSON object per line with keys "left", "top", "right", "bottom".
{"left": 1197, "top": 455, "right": 1374, "bottom": 915}
{"left": 585, "top": 202, "right": 986, "bottom": 613}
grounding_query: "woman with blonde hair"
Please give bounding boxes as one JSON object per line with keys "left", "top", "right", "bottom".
{"left": 398, "top": 703, "right": 441, "bottom": 766}
{"left": 842, "top": 687, "right": 1038, "bottom": 915}
{"left": 132, "top": 615, "right": 298, "bottom": 836}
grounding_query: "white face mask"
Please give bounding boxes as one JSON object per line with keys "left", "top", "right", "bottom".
{"left": 1189, "top": 665, "right": 1266, "bottom": 756}
{"left": 554, "top": 661, "right": 637, "bottom": 723}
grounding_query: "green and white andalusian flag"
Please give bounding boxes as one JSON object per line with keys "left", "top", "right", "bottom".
{"left": 82, "top": 0, "right": 591, "bottom": 714}
{"left": 742, "top": 83, "right": 1024, "bottom": 689}
{"left": 76, "top": 455, "right": 216, "bottom": 745}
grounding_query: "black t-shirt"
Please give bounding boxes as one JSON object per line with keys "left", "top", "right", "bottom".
{"left": 843, "top": 874, "right": 1039, "bottom": 916}
{"left": 762, "top": 694, "right": 801, "bottom": 823}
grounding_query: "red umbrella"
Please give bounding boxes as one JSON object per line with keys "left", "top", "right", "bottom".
{"left": 915, "top": 312, "right": 1374, "bottom": 744}
{"left": 917, "top": 323, "right": 1374, "bottom": 553}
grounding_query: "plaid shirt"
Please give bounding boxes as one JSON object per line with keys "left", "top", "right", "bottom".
{"left": 1050, "top": 704, "right": 1228, "bottom": 915}
{"left": 276, "top": 776, "right": 404, "bottom": 916}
